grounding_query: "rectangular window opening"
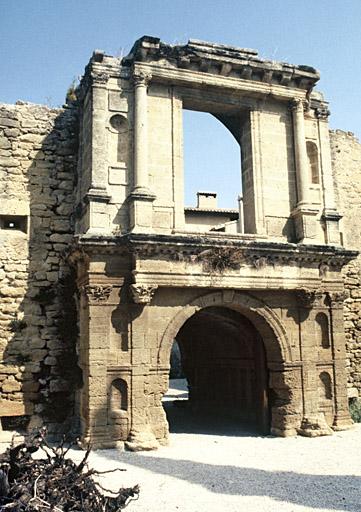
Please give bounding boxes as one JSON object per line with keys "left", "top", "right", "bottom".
{"left": 0, "top": 215, "right": 28, "bottom": 233}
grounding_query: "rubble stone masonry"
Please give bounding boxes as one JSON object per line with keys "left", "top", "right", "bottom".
{"left": 331, "top": 130, "right": 361, "bottom": 399}
{"left": 0, "top": 102, "right": 80, "bottom": 436}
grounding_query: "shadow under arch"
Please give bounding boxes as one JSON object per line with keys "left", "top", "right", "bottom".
{"left": 158, "top": 290, "right": 291, "bottom": 368}
{"left": 158, "top": 290, "right": 297, "bottom": 437}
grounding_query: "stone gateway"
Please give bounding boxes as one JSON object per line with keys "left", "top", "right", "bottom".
{"left": 0, "top": 36, "right": 361, "bottom": 449}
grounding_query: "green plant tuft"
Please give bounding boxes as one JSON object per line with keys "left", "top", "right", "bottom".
{"left": 349, "top": 398, "right": 361, "bottom": 422}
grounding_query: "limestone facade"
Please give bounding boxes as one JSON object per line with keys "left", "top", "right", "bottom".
{"left": 0, "top": 36, "right": 360, "bottom": 448}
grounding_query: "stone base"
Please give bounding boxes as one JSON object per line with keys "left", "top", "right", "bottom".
{"left": 129, "top": 189, "right": 156, "bottom": 232}
{"left": 297, "top": 414, "right": 333, "bottom": 437}
{"left": 80, "top": 433, "right": 125, "bottom": 450}
{"left": 271, "top": 427, "right": 298, "bottom": 437}
{"left": 125, "top": 428, "right": 160, "bottom": 452}
{"left": 332, "top": 412, "right": 354, "bottom": 431}
{"left": 292, "top": 205, "right": 319, "bottom": 243}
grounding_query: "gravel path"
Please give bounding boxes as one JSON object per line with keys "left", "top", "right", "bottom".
{"left": 76, "top": 423, "right": 361, "bottom": 512}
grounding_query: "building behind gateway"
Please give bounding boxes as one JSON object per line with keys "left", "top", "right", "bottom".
{"left": 0, "top": 36, "right": 361, "bottom": 449}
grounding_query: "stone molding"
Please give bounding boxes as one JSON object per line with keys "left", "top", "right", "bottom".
{"left": 130, "top": 284, "right": 158, "bottom": 304}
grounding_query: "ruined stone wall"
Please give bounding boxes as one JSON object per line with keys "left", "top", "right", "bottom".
{"left": 0, "top": 102, "right": 80, "bottom": 437}
{"left": 330, "top": 130, "right": 361, "bottom": 399}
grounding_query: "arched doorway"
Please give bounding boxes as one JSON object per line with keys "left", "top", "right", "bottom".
{"left": 163, "top": 306, "right": 270, "bottom": 434}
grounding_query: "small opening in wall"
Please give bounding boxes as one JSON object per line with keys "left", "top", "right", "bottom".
{"left": 1, "top": 415, "right": 30, "bottom": 431}
{"left": 306, "top": 141, "right": 320, "bottom": 185}
{"left": 315, "top": 312, "right": 330, "bottom": 349}
{"left": 0, "top": 215, "right": 28, "bottom": 233}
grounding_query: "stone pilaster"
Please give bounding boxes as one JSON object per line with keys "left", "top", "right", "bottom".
{"left": 78, "top": 283, "right": 113, "bottom": 448}
{"left": 290, "top": 99, "right": 319, "bottom": 243}
{"left": 269, "top": 366, "right": 303, "bottom": 437}
{"left": 125, "top": 306, "right": 159, "bottom": 451}
{"left": 85, "top": 70, "right": 111, "bottom": 233}
{"left": 327, "top": 291, "right": 354, "bottom": 430}
{"left": 296, "top": 292, "right": 333, "bottom": 436}
{"left": 240, "top": 109, "right": 266, "bottom": 235}
{"left": 317, "top": 109, "right": 342, "bottom": 245}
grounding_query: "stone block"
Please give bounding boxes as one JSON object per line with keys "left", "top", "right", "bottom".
{"left": 0, "top": 399, "right": 33, "bottom": 416}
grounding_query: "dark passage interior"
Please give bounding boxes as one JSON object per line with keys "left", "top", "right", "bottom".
{"left": 163, "top": 306, "right": 270, "bottom": 435}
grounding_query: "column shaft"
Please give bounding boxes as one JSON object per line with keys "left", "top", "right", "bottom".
{"left": 134, "top": 80, "right": 148, "bottom": 191}
{"left": 292, "top": 99, "right": 310, "bottom": 206}
{"left": 132, "top": 72, "right": 154, "bottom": 197}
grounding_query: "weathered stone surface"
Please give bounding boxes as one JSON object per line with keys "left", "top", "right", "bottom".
{"left": 0, "top": 37, "right": 359, "bottom": 450}
{"left": 331, "top": 130, "right": 361, "bottom": 399}
{"left": 0, "top": 399, "right": 33, "bottom": 416}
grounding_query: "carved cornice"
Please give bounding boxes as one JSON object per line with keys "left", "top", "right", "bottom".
{"left": 130, "top": 284, "right": 158, "bottom": 304}
{"left": 123, "top": 36, "right": 320, "bottom": 91}
{"left": 82, "top": 284, "right": 113, "bottom": 304}
{"left": 72, "top": 233, "right": 358, "bottom": 269}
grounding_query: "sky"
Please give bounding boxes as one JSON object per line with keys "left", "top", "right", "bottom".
{"left": 1, "top": 0, "right": 360, "bottom": 208}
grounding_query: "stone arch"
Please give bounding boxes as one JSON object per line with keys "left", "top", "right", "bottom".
{"left": 109, "top": 378, "right": 128, "bottom": 412}
{"left": 319, "top": 371, "right": 332, "bottom": 400}
{"left": 158, "top": 290, "right": 291, "bottom": 367}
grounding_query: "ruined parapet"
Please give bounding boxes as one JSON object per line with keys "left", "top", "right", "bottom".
{"left": 0, "top": 102, "right": 80, "bottom": 440}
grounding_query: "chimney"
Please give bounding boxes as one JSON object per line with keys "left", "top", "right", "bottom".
{"left": 197, "top": 191, "right": 217, "bottom": 209}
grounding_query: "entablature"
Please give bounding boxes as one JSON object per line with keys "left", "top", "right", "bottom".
{"left": 72, "top": 233, "right": 358, "bottom": 292}
{"left": 123, "top": 36, "right": 319, "bottom": 92}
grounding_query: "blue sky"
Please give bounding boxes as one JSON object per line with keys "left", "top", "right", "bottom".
{"left": 1, "top": 0, "right": 360, "bottom": 207}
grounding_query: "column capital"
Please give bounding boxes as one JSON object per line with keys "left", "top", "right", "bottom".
{"left": 81, "top": 284, "right": 113, "bottom": 304}
{"left": 315, "top": 105, "right": 331, "bottom": 119}
{"left": 326, "top": 290, "right": 347, "bottom": 309}
{"left": 289, "top": 98, "right": 307, "bottom": 113}
{"left": 296, "top": 288, "right": 324, "bottom": 309}
{"left": 130, "top": 284, "right": 158, "bottom": 304}
{"left": 132, "top": 70, "right": 152, "bottom": 87}
{"left": 91, "top": 70, "right": 109, "bottom": 86}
